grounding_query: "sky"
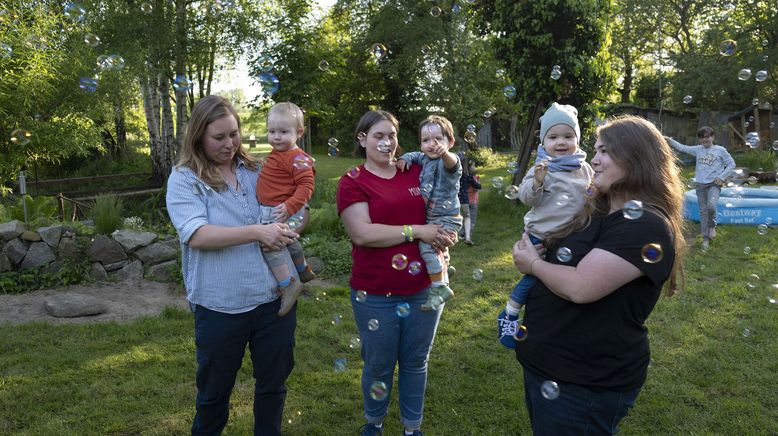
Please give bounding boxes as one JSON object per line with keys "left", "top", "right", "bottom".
{"left": 210, "top": 0, "right": 337, "bottom": 102}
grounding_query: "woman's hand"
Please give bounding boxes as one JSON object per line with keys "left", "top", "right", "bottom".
{"left": 256, "top": 222, "right": 299, "bottom": 250}
{"left": 271, "top": 203, "right": 290, "bottom": 222}
{"left": 512, "top": 231, "right": 543, "bottom": 274}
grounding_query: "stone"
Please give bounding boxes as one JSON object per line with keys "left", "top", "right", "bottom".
{"left": 147, "top": 260, "right": 178, "bottom": 282}
{"left": 111, "top": 229, "right": 158, "bottom": 252}
{"left": 20, "top": 242, "right": 56, "bottom": 269}
{"left": 115, "top": 259, "right": 143, "bottom": 281}
{"left": 159, "top": 238, "right": 180, "bottom": 252}
{"left": 3, "top": 238, "right": 29, "bottom": 265}
{"left": 42, "top": 260, "right": 63, "bottom": 275}
{"left": 0, "top": 253, "right": 10, "bottom": 273}
{"left": 44, "top": 293, "right": 107, "bottom": 318}
{"left": 103, "top": 259, "right": 129, "bottom": 272}
{"left": 37, "top": 225, "right": 63, "bottom": 248}
{"left": 0, "top": 220, "right": 25, "bottom": 241}
{"left": 20, "top": 230, "right": 42, "bottom": 242}
{"left": 86, "top": 234, "right": 127, "bottom": 264}
{"left": 134, "top": 242, "right": 177, "bottom": 265}
{"left": 307, "top": 256, "right": 325, "bottom": 274}
{"left": 88, "top": 262, "right": 108, "bottom": 281}
{"left": 58, "top": 236, "right": 79, "bottom": 260}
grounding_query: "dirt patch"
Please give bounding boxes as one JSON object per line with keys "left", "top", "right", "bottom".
{"left": 0, "top": 280, "right": 189, "bottom": 326}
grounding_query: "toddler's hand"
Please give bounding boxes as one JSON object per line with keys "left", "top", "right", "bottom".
{"left": 271, "top": 203, "right": 290, "bottom": 222}
{"left": 533, "top": 161, "right": 549, "bottom": 186}
{"left": 396, "top": 158, "right": 409, "bottom": 172}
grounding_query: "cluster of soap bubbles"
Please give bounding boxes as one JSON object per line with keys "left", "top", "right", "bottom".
{"left": 745, "top": 132, "right": 760, "bottom": 149}
{"left": 550, "top": 65, "right": 562, "bottom": 80}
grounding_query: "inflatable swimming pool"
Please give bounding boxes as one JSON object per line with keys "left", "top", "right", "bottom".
{"left": 683, "top": 187, "right": 778, "bottom": 225}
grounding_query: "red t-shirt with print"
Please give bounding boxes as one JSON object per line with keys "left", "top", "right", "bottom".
{"left": 336, "top": 164, "right": 430, "bottom": 295}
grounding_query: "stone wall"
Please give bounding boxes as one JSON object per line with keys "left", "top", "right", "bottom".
{"left": 0, "top": 220, "right": 180, "bottom": 283}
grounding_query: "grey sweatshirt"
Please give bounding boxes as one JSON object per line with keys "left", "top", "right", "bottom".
{"left": 666, "top": 138, "right": 736, "bottom": 184}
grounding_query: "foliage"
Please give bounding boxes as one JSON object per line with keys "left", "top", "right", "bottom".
{"left": 90, "top": 193, "right": 124, "bottom": 234}
{"left": 6, "top": 195, "right": 58, "bottom": 224}
{"left": 732, "top": 150, "right": 777, "bottom": 171}
{"left": 304, "top": 203, "right": 347, "bottom": 240}
{"left": 0, "top": 259, "right": 90, "bottom": 294}
{"left": 466, "top": 146, "right": 502, "bottom": 169}
{"left": 301, "top": 233, "right": 352, "bottom": 278}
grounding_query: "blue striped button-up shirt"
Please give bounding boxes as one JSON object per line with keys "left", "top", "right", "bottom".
{"left": 166, "top": 160, "right": 293, "bottom": 313}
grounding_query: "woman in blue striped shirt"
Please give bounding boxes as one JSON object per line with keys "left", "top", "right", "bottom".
{"left": 166, "top": 95, "right": 301, "bottom": 436}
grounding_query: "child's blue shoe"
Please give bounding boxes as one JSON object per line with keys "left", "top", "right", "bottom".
{"left": 497, "top": 310, "right": 520, "bottom": 349}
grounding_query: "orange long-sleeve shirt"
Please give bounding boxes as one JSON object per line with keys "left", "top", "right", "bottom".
{"left": 256, "top": 148, "right": 315, "bottom": 216}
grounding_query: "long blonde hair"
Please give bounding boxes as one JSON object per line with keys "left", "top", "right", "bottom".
{"left": 175, "top": 95, "right": 258, "bottom": 190}
{"left": 548, "top": 115, "right": 686, "bottom": 296}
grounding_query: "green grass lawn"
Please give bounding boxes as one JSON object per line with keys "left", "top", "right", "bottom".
{"left": 1, "top": 154, "right": 777, "bottom": 435}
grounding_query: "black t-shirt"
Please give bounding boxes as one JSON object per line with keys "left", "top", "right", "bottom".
{"left": 515, "top": 210, "right": 674, "bottom": 392}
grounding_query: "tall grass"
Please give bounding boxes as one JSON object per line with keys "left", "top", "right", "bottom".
{"left": 91, "top": 193, "right": 124, "bottom": 235}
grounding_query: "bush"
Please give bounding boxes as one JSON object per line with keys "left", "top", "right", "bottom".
{"left": 309, "top": 175, "right": 339, "bottom": 208}
{"left": 91, "top": 194, "right": 124, "bottom": 234}
{"left": 7, "top": 195, "right": 58, "bottom": 225}
{"left": 0, "top": 260, "right": 90, "bottom": 294}
{"left": 301, "top": 234, "right": 352, "bottom": 278}
{"left": 304, "top": 203, "right": 347, "bottom": 240}
{"left": 732, "top": 150, "right": 777, "bottom": 171}
{"left": 466, "top": 146, "right": 502, "bottom": 168}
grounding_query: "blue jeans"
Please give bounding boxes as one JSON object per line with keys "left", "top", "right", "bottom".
{"left": 351, "top": 288, "right": 443, "bottom": 429}
{"left": 523, "top": 367, "right": 640, "bottom": 435}
{"left": 192, "top": 300, "right": 296, "bottom": 436}
{"left": 510, "top": 234, "right": 543, "bottom": 305}
{"left": 695, "top": 183, "right": 720, "bottom": 239}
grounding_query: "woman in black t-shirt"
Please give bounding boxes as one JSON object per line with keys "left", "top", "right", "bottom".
{"left": 511, "top": 115, "right": 686, "bottom": 435}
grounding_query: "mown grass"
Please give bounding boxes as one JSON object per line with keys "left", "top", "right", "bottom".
{"left": 1, "top": 154, "right": 776, "bottom": 435}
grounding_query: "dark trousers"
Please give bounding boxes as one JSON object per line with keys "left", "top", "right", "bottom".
{"left": 523, "top": 367, "right": 640, "bottom": 435}
{"left": 191, "top": 300, "right": 296, "bottom": 436}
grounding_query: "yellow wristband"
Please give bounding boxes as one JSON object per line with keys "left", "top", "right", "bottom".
{"left": 408, "top": 225, "right": 414, "bottom": 242}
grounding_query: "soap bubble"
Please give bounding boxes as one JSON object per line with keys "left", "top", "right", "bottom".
{"left": 292, "top": 154, "right": 313, "bottom": 170}
{"left": 355, "top": 290, "right": 367, "bottom": 303}
{"left": 106, "top": 54, "right": 125, "bottom": 71}
{"left": 472, "top": 268, "right": 483, "bottom": 281}
{"left": 743, "top": 246, "right": 751, "bottom": 255}
{"left": 772, "top": 140, "right": 778, "bottom": 151}
{"left": 349, "top": 335, "right": 361, "bottom": 348}
{"left": 746, "top": 273, "right": 760, "bottom": 289}
{"left": 550, "top": 66, "right": 561, "bottom": 80}
{"left": 408, "top": 261, "right": 422, "bottom": 276}
{"left": 318, "top": 60, "right": 330, "bottom": 71}
{"left": 683, "top": 95, "right": 693, "bottom": 104}
{"left": 502, "top": 84, "right": 517, "bottom": 98}
{"left": 396, "top": 302, "right": 411, "bottom": 318}
{"left": 258, "top": 72, "right": 280, "bottom": 96}
{"left": 447, "top": 265, "right": 456, "bottom": 276}
{"left": 64, "top": 2, "right": 86, "bottom": 22}
{"left": 173, "top": 75, "right": 193, "bottom": 92}
{"left": 331, "top": 314, "right": 343, "bottom": 325}
{"left": 79, "top": 77, "right": 97, "bottom": 92}
{"left": 514, "top": 325, "right": 528, "bottom": 341}
{"left": 333, "top": 358, "right": 347, "bottom": 373}
{"left": 84, "top": 33, "right": 100, "bottom": 48}
{"left": 367, "top": 318, "right": 380, "bottom": 331}
{"left": 421, "top": 44, "right": 431, "bottom": 55}
{"left": 369, "top": 381, "right": 388, "bottom": 400}
{"left": 757, "top": 224, "right": 768, "bottom": 235}
{"left": 496, "top": 68, "right": 506, "bottom": 79}
{"left": 392, "top": 253, "right": 408, "bottom": 270}
{"left": 755, "top": 70, "right": 768, "bottom": 82}
{"left": 370, "top": 43, "right": 387, "bottom": 61}
{"left": 376, "top": 139, "right": 392, "bottom": 153}
{"left": 430, "top": 5, "right": 442, "bottom": 16}
{"left": 745, "top": 132, "right": 760, "bottom": 149}
{"left": 738, "top": 69, "right": 752, "bottom": 81}
{"left": 452, "top": 4, "right": 462, "bottom": 13}
{"left": 752, "top": 98, "right": 760, "bottom": 106}
{"left": 0, "top": 43, "right": 11, "bottom": 59}
{"left": 140, "top": 2, "right": 152, "bottom": 14}
{"left": 10, "top": 129, "right": 32, "bottom": 145}
{"left": 541, "top": 380, "right": 560, "bottom": 400}
{"left": 719, "top": 39, "right": 737, "bottom": 56}
{"left": 641, "top": 243, "right": 664, "bottom": 264}
{"left": 504, "top": 185, "right": 520, "bottom": 200}
{"left": 623, "top": 200, "right": 644, "bottom": 220}
{"left": 556, "top": 247, "right": 572, "bottom": 262}
{"left": 256, "top": 55, "right": 274, "bottom": 73}
{"left": 507, "top": 161, "right": 519, "bottom": 174}
{"left": 742, "top": 328, "right": 751, "bottom": 337}
{"left": 327, "top": 146, "right": 339, "bottom": 157}
{"left": 491, "top": 176, "right": 504, "bottom": 189}
{"left": 464, "top": 130, "right": 477, "bottom": 144}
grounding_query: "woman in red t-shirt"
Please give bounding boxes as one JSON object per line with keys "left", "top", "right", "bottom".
{"left": 337, "top": 110, "right": 456, "bottom": 436}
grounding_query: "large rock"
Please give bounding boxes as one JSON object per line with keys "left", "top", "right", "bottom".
{"left": 20, "top": 242, "right": 56, "bottom": 269}
{"left": 159, "top": 238, "right": 180, "bottom": 251}
{"left": 37, "top": 225, "right": 63, "bottom": 248}
{"left": 42, "top": 260, "right": 63, "bottom": 275}
{"left": 3, "top": 238, "right": 29, "bottom": 265}
{"left": 44, "top": 293, "right": 107, "bottom": 318}
{"left": 103, "top": 259, "right": 129, "bottom": 272}
{"left": 86, "top": 234, "right": 127, "bottom": 264}
{"left": 0, "top": 253, "right": 10, "bottom": 273}
{"left": 58, "top": 236, "right": 79, "bottom": 260}
{"left": 20, "top": 231, "right": 42, "bottom": 242}
{"left": 147, "top": 260, "right": 178, "bottom": 282}
{"left": 0, "top": 220, "right": 25, "bottom": 241}
{"left": 88, "top": 262, "right": 108, "bottom": 281}
{"left": 115, "top": 259, "right": 143, "bottom": 281}
{"left": 134, "top": 242, "right": 177, "bottom": 265}
{"left": 112, "top": 229, "right": 158, "bottom": 252}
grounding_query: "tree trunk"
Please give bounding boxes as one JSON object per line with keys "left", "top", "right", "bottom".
{"left": 511, "top": 99, "right": 546, "bottom": 186}
{"left": 174, "top": 0, "right": 189, "bottom": 148}
{"left": 159, "top": 70, "right": 178, "bottom": 183}
{"left": 621, "top": 54, "right": 633, "bottom": 103}
{"left": 141, "top": 73, "right": 168, "bottom": 186}
{"left": 113, "top": 100, "right": 127, "bottom": 152}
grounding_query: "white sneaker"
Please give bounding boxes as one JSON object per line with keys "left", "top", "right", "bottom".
{"left": 701, "top": 239, "right": 710, "bottom": 251}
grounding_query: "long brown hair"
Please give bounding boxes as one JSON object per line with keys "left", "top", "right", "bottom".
{"left": 175, "top": 95, "right": 258, "bottom": 190}
{"left": 548, "top": 115, "right": 686, "bottom": 296}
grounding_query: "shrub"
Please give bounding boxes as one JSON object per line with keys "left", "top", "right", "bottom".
{"left": 466, "top": 146, "right": 502, "bottom": 168}
{"left": 7, "top": 195, "right": 58, "bottom": 225}
{"left": 91, "top": 194, "right": 124, "bottom": 234}
{"left": 304, "top": 203, "right": 347, "bottom": 240}
{"left": 733, "top": 150, "right": 777, "bottom": 171}
{"left": 301, "top": 233, "right": 352, "bottom": 278}
{"left": 0, "top": 260, "right": 90, "bottom": 294}
{"left": 309, "top": 175, "right": 339, "bottom": 208}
